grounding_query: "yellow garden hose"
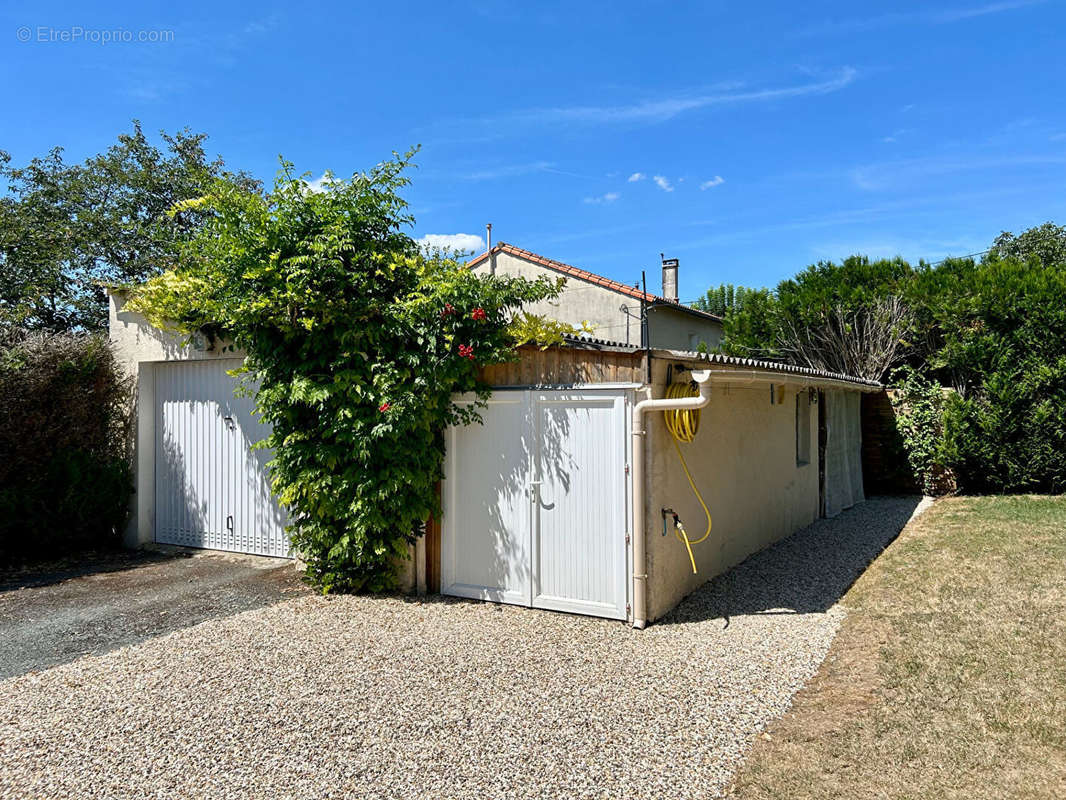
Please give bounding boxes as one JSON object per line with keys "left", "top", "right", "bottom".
{"left": 663, "top": 381, "right": 713, "bottom": 573}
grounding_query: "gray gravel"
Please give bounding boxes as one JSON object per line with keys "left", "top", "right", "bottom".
{"left": 0, "top": 550, "right": 302, "bottom": 679}
{"left": 0, "top": 496, "right": 925, "bottom": 800}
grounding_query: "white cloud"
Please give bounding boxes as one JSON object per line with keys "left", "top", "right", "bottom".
{"left": 850, "top": 153, "right": 1066, "bottom": 191}
{"left": 699, "top": 176, "right": 725, "bottom": 190}
{"left": 936, "top": 0, "right": 1043, "bottom": 23}
{"left": 799, "top": 1, "right": 1042, "bottom": 36}
{"left": 302, "top": 173, "right": 333, "bottom": 193}
{"left": 417, "top": 233, "right": 487, "bottom": 253}
{"left": 517, "top": 68, "right": 857, "bottom": 125}
{"left": 583, "top": 192, "right": 621, "bottom": 205}
{"left": 653, "top": 175, "right": 674, "bottom": 192}
{"left": 627, "top": 172, "right": 646, "bottom": 182}
{"left": 463, "top": 161, "right": 554, "bottom": 180}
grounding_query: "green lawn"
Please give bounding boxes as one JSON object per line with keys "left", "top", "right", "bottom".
{"left": 729, "top": 495, "right": 1066, "bottom": 800}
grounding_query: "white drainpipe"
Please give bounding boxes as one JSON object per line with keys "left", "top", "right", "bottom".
{"left": 630, "top": 369, "right": 712, "bottom": 629}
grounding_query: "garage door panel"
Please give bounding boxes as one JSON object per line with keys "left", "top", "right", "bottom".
{"left": 155, "top": 360, "right": 289, "bottom": 558}
{"left": 441, "top": 394, "right": 531, "bottom": 604}
{"left": 533, "top": 393, "right": 627, "bottom": 620}
{"left": 442, "top": 389, "right": 629, "bottom": 620}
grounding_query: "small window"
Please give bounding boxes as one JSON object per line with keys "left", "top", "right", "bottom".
{"left": 796, "top": 392, "right": 811, "bottom": 466}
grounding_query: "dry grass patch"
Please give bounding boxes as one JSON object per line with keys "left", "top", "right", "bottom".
{"left": 728, "top": 495, "right": 1066, "bottom": 800}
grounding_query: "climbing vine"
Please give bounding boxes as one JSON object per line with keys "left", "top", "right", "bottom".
{"left": 890, "top": 365, "right": 954, "bottom": 495}
{"left": 128, "top": 152, "right": 562, "bottom": 590}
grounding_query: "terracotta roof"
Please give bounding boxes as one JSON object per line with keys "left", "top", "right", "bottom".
{"left": 467, "top": 242, "right": 722, "bottom": 323}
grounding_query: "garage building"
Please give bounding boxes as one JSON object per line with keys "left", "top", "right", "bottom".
{"left": 109, "top": 290, "right": 878, "bottom": 627}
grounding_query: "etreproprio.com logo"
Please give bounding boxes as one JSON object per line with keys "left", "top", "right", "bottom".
{"left": 16, "top": 26, "right": 175, "bottom": 44}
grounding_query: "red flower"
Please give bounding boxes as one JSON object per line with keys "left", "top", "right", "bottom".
{"left": 471, "top": 307, "right": 487, "bottom": 321}
{"left": 458, "top": 344, "right": 475, "bottom": 360}
{"left": 441, "top": 303, "right": 455, "bottom": 317}
{"left": 379, "top": 402, "right": 391, "bottom": 412}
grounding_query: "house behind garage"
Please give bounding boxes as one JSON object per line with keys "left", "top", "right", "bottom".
{"left": 108, "top": 247, "right": 876, "bottom": 627}
{"left": 468, "top": 242, "right": 724, "bottom": 350}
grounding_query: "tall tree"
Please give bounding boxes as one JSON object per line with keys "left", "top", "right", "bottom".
{"left": 717, "top": 255, "right": 916, "bottom": 380}
{"left": 0, "top": 122, "right": 258, "bottom": 333}
{"left": 989, "top": 221, "right": 1066, "bottom": 268}
{"left": 692, "top": 283, "right": 765, "bottom": 317}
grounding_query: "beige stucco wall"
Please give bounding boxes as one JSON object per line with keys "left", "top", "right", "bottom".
{"left": 107, "top": 290, "right": 417, "bottom": 588}
{"left": 471, "top": 250, "right": 721, "bottom": 349}
{"left": 643, "top": 358, "right": 822, "bottom": 621}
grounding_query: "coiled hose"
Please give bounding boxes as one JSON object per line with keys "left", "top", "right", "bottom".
{"left": 662, "top": 381, "right": 713, "bottom": 573}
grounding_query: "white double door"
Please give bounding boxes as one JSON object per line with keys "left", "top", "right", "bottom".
{"left": 441, "top": 389, "right": 630, "bottom": 620}
{"left": 154, "top": 359, "right": 289, "bottom": 558}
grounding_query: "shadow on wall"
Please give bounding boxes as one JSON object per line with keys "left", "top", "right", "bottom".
{"left": 659, "top": 495, "right": 923, "bottom": 627}
{"left": 156, "top": 365, "right": 287, "bottom": 556}
{"left": 114, "top": 294, "right": 198, "bottom": 362}
{"left": 447, "top": 392, "right": 577, "bottom": 593}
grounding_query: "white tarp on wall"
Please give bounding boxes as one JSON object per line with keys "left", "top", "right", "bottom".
{"left": 823, "top": 389, "right": 865, "bottom": 517}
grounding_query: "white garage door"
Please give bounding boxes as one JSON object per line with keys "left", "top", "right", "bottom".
{"left": 154, "top": 360, "right": 290, "bottom": 558}
{"left": 441, "top": 389, "right": 629, "bottom": 620}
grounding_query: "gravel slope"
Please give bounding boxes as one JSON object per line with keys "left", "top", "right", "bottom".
{"left": 0, "top": 497, "right": 924, "bottom": 800}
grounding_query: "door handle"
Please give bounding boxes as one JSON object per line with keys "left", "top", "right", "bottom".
{"left": 226, "top": 515, "right": 234, "bottom": 533}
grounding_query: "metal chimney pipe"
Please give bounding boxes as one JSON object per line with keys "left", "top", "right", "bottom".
{"left": 486, "top": 223, "right": 492, "bottom": 253}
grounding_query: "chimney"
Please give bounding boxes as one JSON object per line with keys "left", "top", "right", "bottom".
{"left": 661, "top": 256, "right": 679, "bottom": 304}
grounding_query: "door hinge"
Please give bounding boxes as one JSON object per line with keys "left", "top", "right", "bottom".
{"left": 625, "top": 534, "right": 630, "bottom": 546}
{"left": 624, "top": 463, "right": 630, "bottom": 475}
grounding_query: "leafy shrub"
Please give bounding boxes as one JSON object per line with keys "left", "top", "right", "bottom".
{"left": 129, "top": 153, "right": 561, "bottom": 592}
{"left": 0, "top": 332, "right": 132, "bottom": 562}
{"left": 889, "top": 366, "right": 954, "bottom": 495}
{"left": 941, "top": 360, "right": 1066, "bottom": 494}
{"left": 928, "top": 255, "right": 1066, "bottom": 493}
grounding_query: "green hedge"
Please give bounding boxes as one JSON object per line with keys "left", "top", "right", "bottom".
{"left": 902, "top": 255, "right": 1066, "bottom": 494}
{"left": 0, "top": 333, "right": 132, "bottom": 562}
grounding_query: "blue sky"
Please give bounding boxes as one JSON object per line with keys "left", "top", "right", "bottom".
{"left": 3, "top": 1, "right": 1065, "bottom": 300}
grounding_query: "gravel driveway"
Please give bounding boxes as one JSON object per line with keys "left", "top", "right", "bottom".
{"left": 0, "top": 550, "right": 304, "bottom": 679}
{"left": 0, "top": 497, "right": 924, "bottom": 800}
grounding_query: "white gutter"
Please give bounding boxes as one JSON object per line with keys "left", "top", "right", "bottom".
{"left": 630, "top": 369, "right": 711, "bottom": 629}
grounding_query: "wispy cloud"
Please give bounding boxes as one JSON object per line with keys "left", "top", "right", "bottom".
{"left": 584, "top": 192, "right": 621, "bottom": 205}
{"left": 653, "top": 175, "right": 674, "bottom": 192}
{"left": 936, "top": 0, "right": 1043, "bottom": 22}
{"left": 880, "top": 128, "right": 914, "bottom": 144}
{"left": 243, "top": 13, "right": 281, "bottom": 35}
{"left": 417, "top": 233, "right": 486, "bottom": 253}
{"left": 462, "top": 161, "right": 554, "bottom": 180}
{"left": 627, "top": 172, "right": 646, "bottom": 182}
{"left": 851, "top": 153, "right": 1066, "bottom": 190}
{"left": 800, "top": 1, "right": 1043, "bottom": 36}
{"left": 699, "top": 176, "right": 725, "bottom": 190}
{"left": 502, "top": 68, "right": 857, "bottom": 126}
